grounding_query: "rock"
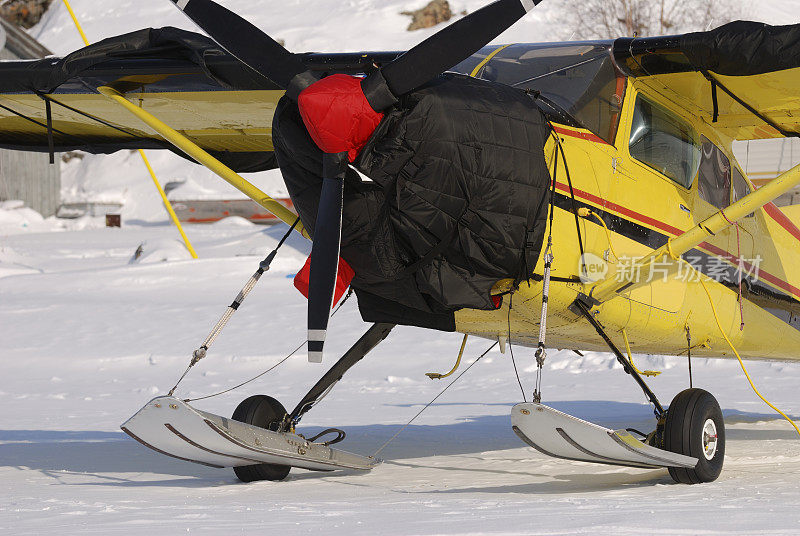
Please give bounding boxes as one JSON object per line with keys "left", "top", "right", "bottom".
{"left": 0, "top": 0, "right": 53, "bottom": 29}
{"left": 401, "top": 0, "right": 452, "bottom": 31}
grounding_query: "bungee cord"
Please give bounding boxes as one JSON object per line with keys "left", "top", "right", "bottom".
{"left": 167, "top": 219, "right": 304, "bottom": 397}
{"left": 183, "top": 290, "right": 354, "bottom": 402}
{"left": 371, "top": 342, "right": 498, "bottom": 458}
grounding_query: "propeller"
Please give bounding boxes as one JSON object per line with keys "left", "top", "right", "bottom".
{"left": 307, "top": 153, "right": 347, "bottom": 362}
{"left": 170, "top": 0, "right": 542, "bottom": 361}
{"left": 362, "top": 0, "right": 541, "bottom": 110}
{"left": 169, "top": 0, "right": 309, "bottom": 91}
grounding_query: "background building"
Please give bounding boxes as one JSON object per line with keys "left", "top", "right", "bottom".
{"left": 734, "top": 139, "right": 800, "bottom": 206}
{"left": 0, "top": 17, "right": 60, "bottom": 217}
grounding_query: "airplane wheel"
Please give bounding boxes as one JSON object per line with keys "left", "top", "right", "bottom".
{"left": 231, "top": 395, "right": 291, "bottom": 482}
{"left": 664, "top": 388, "right": 725, "bottom": 484}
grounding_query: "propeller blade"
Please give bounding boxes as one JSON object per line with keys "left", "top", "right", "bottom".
{"left": 307, "top": 153, "right": 348, "bottom": 363}
{"left": 364, "top": 0, "right": 541, "bottom": 110}
{"left": 169, "top": 0, "right": 307, "bottom": 89}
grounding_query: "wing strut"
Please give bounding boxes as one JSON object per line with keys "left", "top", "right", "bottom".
{"left": 96, "top": 86, "right": 308, "bottom": 239}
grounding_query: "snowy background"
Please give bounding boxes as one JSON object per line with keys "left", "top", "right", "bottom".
{"left": 2, "top": 1, "right": 800, "bottom": 534}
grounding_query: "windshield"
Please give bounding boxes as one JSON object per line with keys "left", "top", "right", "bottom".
{"left": 455, "top": 42, "right": 625, "bottom": 144}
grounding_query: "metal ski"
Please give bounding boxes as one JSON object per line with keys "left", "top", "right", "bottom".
{"left": 122, "top": 396, "right": 380, "bottom": 471}
{"left": 511, "top": 403, "right": 697, "bottom": 469}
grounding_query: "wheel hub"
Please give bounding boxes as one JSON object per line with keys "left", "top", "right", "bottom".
{"left": 702, "top": 418, "right": 718, "bottom": 460}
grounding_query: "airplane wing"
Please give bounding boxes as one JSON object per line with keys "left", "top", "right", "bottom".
{"left": 0, "top": 27, "right": 399, "bottom": 172}
{"left": 612, "top": 21, "right": 800, "bottom": 141}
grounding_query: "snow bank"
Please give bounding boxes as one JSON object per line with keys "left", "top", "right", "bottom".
{"left": 0, "top": 200, "right": 43, "bottom": 224}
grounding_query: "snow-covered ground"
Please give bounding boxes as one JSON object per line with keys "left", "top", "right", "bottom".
{"left": 2, "top": 0, "right": 800, "bottom": 534}
{"left": 2, "top": 218, "right": 800, "bottom": 535}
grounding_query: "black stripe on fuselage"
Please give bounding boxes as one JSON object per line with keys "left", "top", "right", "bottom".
{"left": 551, "top": 191, "right": 800, "bottom": 332}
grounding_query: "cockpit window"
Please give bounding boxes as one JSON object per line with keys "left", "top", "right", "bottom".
{"left": 455, "top": 43, "right": 625, "bottom": 144}
{"left": 629, "top": 95, "right": 700, "bottom": 189}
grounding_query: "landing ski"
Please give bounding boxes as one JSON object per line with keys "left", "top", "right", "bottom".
{"left": 122, "top": 396, "right": 380, "bottom": 471}
{"left": 511, "top": 403, "right": 697, "bottom": 469}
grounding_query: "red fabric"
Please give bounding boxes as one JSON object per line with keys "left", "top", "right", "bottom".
{"left": 491, "top": 294, "right": 503, "bottom": 309}
{"left": 293, "top": 255, "right": 355, "bottom": 307}
{"left": 297, "top": 74, "right": 384, "bottom": 162}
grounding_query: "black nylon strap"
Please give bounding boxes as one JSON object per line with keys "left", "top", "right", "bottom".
{"left": 393, "top": 204, "right": 479, "bottom": 280}
{"left": 701, "top": 70, "right": 799, "bottom": 138}
{"left": 0, "top": 100, "right": 90, "bottom": 147}
{"left": 43, "top": 93, "right": 141, "bottom": 139}
{"left": 44, "top": 99, "right": 54, "bottom": 164}
{"left": 710, "top": 78, "right": 719, "bottom": 123}
{"left": 361, "top": 69, "right": 399, "bottom": 112}
{"left": 286, "top": 70, "right": 321, "bottom": 101}
{"left": 556, "top": 140, "right": 586, "bottom": 264}
{"left": 394, "top": 227, "right": 458, "bottom": 279}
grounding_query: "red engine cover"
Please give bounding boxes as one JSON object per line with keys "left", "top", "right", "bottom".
{"left": 297, "top": 74, "right": 384, "bottom": 162}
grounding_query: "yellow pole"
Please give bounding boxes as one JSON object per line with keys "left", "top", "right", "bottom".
{"left": 589, "top": 160, "right": 800, "bottom": 303}
{"left": 138, "top": 149, "right": 198, "bottom": 258}
{"left": 61, "top": 0, "right": 199, "bottom": 258}
{"left": 97, "top": 86, "right": 308, "bottom": 239}
{"left": 61, "top": 0, "right": 90, "bottom": 46}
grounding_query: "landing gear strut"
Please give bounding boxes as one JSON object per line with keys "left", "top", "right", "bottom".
{"left": 571, "top": 298, "right": 665, "bottom": 417}
{"left": 231, "top": 322, "right": 395, "bottom": 482}
{"left": 571, "top": 297, "right": 725, "bottom": 483}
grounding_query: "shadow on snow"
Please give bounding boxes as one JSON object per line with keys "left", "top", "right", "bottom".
{"left": 0, "top": 400, "right": 793, "bottom": 489}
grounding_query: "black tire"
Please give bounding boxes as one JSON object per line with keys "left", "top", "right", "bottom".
{"left": 231, "top": 395, "right": 291, "bottom": 482}
{"left": 664, "top": 388, "right": 725, "bottom": 484}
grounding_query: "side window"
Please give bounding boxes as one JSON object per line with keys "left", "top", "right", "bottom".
{"left": 731, "top": 167, "right": 750, "bottom": 203}
{"left": 697, "top": 137, "right": 731, "bottom": 209}
{"left": 731, "top": 166, "right": 755, "bottom": 217}
{"left": 629, "top": 95, "right": 700, "bottom": 189}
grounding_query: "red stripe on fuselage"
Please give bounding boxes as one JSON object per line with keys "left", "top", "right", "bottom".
{"left": 552, "top": 182, "right": 800, "bottom": 300}
{"left": 553, "top": 125, "right": 800, "bottom": 247}
{"left": 554, "top": 181, "right": 684, "bottom": 237}
{"left": 699, "top": 241, "right": 800, "bottom": 299}
{"left": 552, "top": 125, "right": 610, "bottom": 146}
{"left": 763, "top": 202, "right": 800, "bottom": 243}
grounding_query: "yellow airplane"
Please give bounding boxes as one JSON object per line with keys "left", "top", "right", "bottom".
{"left": 1, "top": 0, "right": 798, "bottom": 485}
